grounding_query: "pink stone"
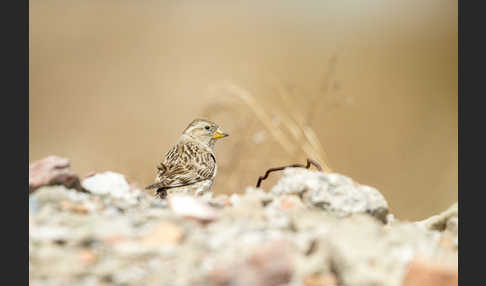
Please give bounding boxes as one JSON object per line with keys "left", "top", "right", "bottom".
{"left": 168, "top": 195, "right": 218, "bottom": 223}
{"left": 402, "top": 258, "right": 458, "bottom": 286}
{"left": 29, "top": 155, "right": 82, "bottom": 193}
{"left": 210, "top": 240, "right": 296, "bottom": 286}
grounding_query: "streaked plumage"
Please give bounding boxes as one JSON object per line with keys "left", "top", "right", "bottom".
{"left": 145, "top": 118, "right": 228, "bottom": 199}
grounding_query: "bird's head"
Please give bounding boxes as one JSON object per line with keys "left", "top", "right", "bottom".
{"left": 183, "top": 118, "right": 229, "bottom": 147}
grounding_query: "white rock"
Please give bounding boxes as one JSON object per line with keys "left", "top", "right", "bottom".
{"left": 272, "top": 168, "right": 389, "bottom": 222}
{"left": 229, "top": 193, "right": 241, "bottom": 206}
{"left": 416, "top": 202, "right": 458, "bottom": 233}
{"left": 81, "top": 171, "right": 132, "bottom": 199}
{"left": 168, "top": 195, "right": 218, "bottom": 222}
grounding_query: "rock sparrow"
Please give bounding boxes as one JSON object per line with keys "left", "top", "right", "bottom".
{"left": 145, "top": 118, "right": 228, "bottom": 199}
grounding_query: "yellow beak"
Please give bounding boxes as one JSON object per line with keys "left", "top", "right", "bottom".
{"left": 212, "top": 128, "right": 229, "bottom": 139}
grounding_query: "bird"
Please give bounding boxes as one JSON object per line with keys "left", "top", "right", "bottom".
{"left": 145, "top": 118, "right": 229, "bottom": 199}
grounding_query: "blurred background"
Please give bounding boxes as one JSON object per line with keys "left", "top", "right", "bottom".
{"left": 29, "top": 0, "right": 457, "bottom": 220}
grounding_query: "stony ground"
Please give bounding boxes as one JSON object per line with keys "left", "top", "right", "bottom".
{"left": 29, "top": 157, "right": 458, "bottom": 286}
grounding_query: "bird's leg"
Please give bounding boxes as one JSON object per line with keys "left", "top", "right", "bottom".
{"left": 156, "top": 188, "right": 168, "bottom": 199}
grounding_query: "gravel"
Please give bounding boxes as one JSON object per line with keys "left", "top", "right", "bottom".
{"left": 29, "top": 167, "right": 458, "bottom": 286}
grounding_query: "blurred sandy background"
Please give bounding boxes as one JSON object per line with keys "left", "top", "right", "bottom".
{"left": 29, "top": 0, "right": 457, "bottom": 220}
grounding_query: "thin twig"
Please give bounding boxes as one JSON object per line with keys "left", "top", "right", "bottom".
{"left": 256, "top": 158, "right": 322, "bottom": 188}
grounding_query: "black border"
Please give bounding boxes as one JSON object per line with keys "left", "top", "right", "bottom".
{"left": 459, "top": 0, "right": 484, "bottom": 285}
{"left": 5, "top": 0, "right": 29, "bottom": 284}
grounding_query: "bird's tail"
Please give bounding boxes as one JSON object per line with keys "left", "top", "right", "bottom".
{"left": 145, "top": 182, "right": 164, "bottom": 190}
{"left": 145, "top": 183, "right": 168, "bottom": 199}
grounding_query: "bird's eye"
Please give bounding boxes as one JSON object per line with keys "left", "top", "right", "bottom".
{"left": 205, "top": 126, "right": 210, "bottom": 130}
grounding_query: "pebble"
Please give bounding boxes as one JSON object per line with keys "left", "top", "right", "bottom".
{"left": 29, "top": 168, "right": 457, "bottom": 286}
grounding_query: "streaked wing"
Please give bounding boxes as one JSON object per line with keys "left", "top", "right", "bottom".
{"left": 153, "top": 140, "right": 215, "bottom": 189}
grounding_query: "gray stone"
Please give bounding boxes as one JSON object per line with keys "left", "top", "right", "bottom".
{"left": 29, "top": 167, "right": 457, "bottom": 286}
{"left": 417, "top": 202, "right": 458, "bottom": 233}
{"left": 272, "top": 168, "right": 389, "bottom": 222}
{"left": 29, "top": 196, "right": 39, "bottom": 214}
{"left": 326, "top": 215, "right": 449, "bottom": 286}
{"left": 416, "top": 202, "right": 458, "bottom": 251}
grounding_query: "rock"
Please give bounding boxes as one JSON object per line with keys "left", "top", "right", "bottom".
{"left": 207, "top": 194, "right": 232, "bottom": 208}
{"left": 140, "top": 221, "right": 183, "bottom": 247}
{"left": 417, "top": 202, "right": 458, "bottom": 233}
{"left": 438, "top": 233, "right": 456, "bottom": 251}
{"left": 103, "top": 235, "right": 130, "bottom": 246}
{"left": 245, "top": 240, "right": 296, "bottom": 285}
{"left": 324, "top": 214, "right": 453, "bottom": 286}
{"left": 445, "top": 217, "right": 458, "bottom": 237}
{"left": 402, "top": 258, "right": 458, "bottom": 286}
{"left": 245, "top": 187, "right": 274, "bottom": 206}
{"left": 31, "top": 185, "right": 92, "bottom": 208}
{"left": 59, "top": 200, "right": 90, "bottom": 214}
{"left": 277, "top": 195, "right": 304, "bottom": 210}
{"left": 210, "top": 240, "right": 296, "bottom": 286}
{"left": 272, "top": 168, "right": 389, "bottom": 222}
{"left": 416, "top": 202, "right": 458, "bottom": 250}
{"left": 29, "top": 155, "right": 82, "bottom": 193}
{"left": 77, "top": 248, "right": 98, "bottom": 265}
{"left": 81, "top": 171, "right": 132, "bottom": 199}
{"left": 304, "top": 273, "right": 338, "bottom": 286}
{"left": 29, "top": 196, "right": 39, "bottom": 214}
{"left": 168, "top": 195, "right": 218, "bottom": 223}
{"left": 229, "top": 193, "right": 242, "bottom": 206}
{"left": 29, "top": 167, "right": 457, "bottom": 286}
{"left": 150, "top": 199, "right": 168, "bottom": 208}
{"left": 30, "top": 224, "right": 70, "bottom": 242}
